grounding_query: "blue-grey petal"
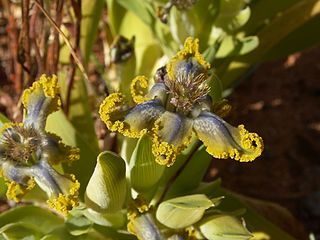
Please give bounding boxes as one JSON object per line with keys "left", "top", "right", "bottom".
{"left": 124, "top": 99, "right": 165, "bottom": 132}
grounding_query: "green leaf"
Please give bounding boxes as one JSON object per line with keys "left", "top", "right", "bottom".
{"left": 116, "top": 0, "right": 153, "bottom": 26}
{"left": 164, "top": 145, "right": 212, "bottom": 199}
{"left": 83, "top": 208, "right": 126, "bottom": 228}
{"left": 264, "top": 15, "right": 320, "bottom": 59}
{"left": 0, "top": 113, "right": 9, "bottom": 127}
{"left": 213, "top": 0, "right": 248, "bottom": 32}
{"left": 85, "top": 151, "right": 127, "bottom": 213}
{"left": 209, "top": 188, "right": 296, "bottom": 240}
{"left": 105, "top": 0, "right": 126, "bottom": 35}
{"left": 199, "top": 215, "right": 252, "bottom": 240}
{"left": 46, "top": 110, "right": 98, "bottom": 197}
{"left": 66, "top": 211, "right": 93, "bottom": 236}
{"left": 93, "top": 225, "right": 137, "bottom": 240}
{"left": 156, "top": 194, "right": 214, "bottom": 229}
{"left": 81, "top": 0, "right": 105, "bottom": 64}
{"left": 119, "top": 11, "right": 161, "bottom": 76}
{"left": 0, "top": 222, "right": 43, "bottom": 240}
{"left": 221, "top": 0, "right": 320, "bottom": 88}
{"left": 130, "top": 135, "right": 165, "bottom": 193}
{"left": 232, "top": 6, "right": 251, "bottom": 30}
{"left": 0, "top": 205, "right": 63, "bottom": 234}
{"left": 216, "top": 36, "right": 259, "bottom": 58}
{"left": 58, "top": 73, "right": 100, "bottom": 154}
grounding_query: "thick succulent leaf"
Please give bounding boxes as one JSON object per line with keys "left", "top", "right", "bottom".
{"left": 83, "top": 208, "right": 126, "bottom": 228}
{"left": 0, "top": 113, "right": 9, "bottom": 128}
{"left": 58, "top": 73, "right": 100, "bottom": 154}
{"left": 169, "top": 7, "right": 195, "bottom": 46}
{"left": 85, "top": 151, "right": 127, "bottom": 213}
{"left": 0, "top": 205, "right": 63, "bottom": 234}
{"left": 156, "top": 194, "right": 214, "bottom": 229}
{"left": 46, "top": 110, "right": 98, "bottom": 197}
{"left": 208, "top": 188, "right": 297, "bottom": 240}
{"left": 164, "top": 145, "right": 212, "bottom": 199}
{"left": 213, "top": 0, "right": 248, "bottom": 32}
{"left": 119, "top": 11, "right": 161, "bottom": 76}
{"left": 216, "top": 36, "right": 259, "bottom": 58}
{"left": 221, "top": 0, "right": 320, "bottom": 88}
{"left": 105, "top": 0, "right": 126, "bottom": 35}
{"left": 80, "top": 0, "right": 104, "bottom": 63}
{"left": 199, "top": 215, "right": 252, "bottom": 240}
{"left": 93, "top": 225, "right": 137, "bottom": 240}
{"left": 66, "top": 210, "right": 93, "bottom": 236}
{"left": 130, "top": 135, "right": 165, "bottom": 193}
{"left": 232, "top": 6, "right": 251, "bottom": 30}
{"left": 264, "top": 15, "right": 320, "bottom": 60}
{"left": 116, "top": 0, "right": 153, "bottom": 26}
{"left": 0, "top": 222, "right": 43, "bottom": 240}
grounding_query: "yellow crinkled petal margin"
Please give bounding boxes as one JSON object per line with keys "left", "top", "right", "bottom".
{"left": 127, "top": 197, "right": 150, "bottom": 236}
{"left": 130, "top": 76, "right": 150, "bottom": 104}
{"left": 167, "top": 37, "right": 211, "bottom": 80}
{"left": 5, "top": 178, "right": 35, "bottom": 202}
{"left": 99, "top": 93, "right": 147, "bottom": 138}
{"left": 151, "top": 119, "right": 191, "bottom": 167}
{"left": 22, "top": 74, "right": 61, "bottom": 113}
{"left": 47, "top": 174, "right": 80, "bottom": 215}
{"left": 46, "top": 132, "right": 80, "bottom": 165}
{"left": 204, "top": 125, "right": 264, "bottom": 162}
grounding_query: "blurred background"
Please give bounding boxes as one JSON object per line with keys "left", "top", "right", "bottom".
{"left": 0, "top": 0, "right": 319, "bottom": 239}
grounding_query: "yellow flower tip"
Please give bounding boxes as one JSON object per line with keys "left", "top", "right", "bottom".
{"left": 236, "top": 124, "right": 264, "bottom": 162}
{"left": 67, "top": 147, "right": 80, "bottom": 162}
{"left": 99, "top": 93, "right": 147, "bottom": 138}
{"left": 47, "top": 175, "right": 80, "bottom": 216}
{"left": 202, "top": 124, "right": 263, "bottom": 162}
{"left": 151, "top": 120, "right": 179, "bottom": 167}
{"left": 5, "top": 178, "right": 35, "bottom": 202}
{"left": 22, "top": 74, "right": 61, "bottom": 113}
{"left": 205, "top": 125, "right": 264, "bottom": 162}
{"left": 130, "top": 76, "right": 150, "bottom": 104}
{"left": 167, "top": 37, "right": 210, "bottom": 80}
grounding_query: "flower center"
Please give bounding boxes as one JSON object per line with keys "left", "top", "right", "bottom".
{"left": 1, "top": 125, "right": 41, "bottom": 166}
{"left": 164, "top": 58, "right": 210, "bottom": 114}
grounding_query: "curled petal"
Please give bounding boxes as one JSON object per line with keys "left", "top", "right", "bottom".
{"left": 147, "top": 82, "right": 168, "bottom": 105}
{"left": 22, "top": 75, "right": 61, "bottom": 130}
{"left": 1, "top": 162, "right": 35, "bottom": 202}
{"left": 42, "top": 132, "right": 80, "bottom": 165}
{"left": 30, "top": 160, "right": 79, "bottom": 215}
{"left": 130, "top": 76, "right": 150, "bottom": 104}
{"left": 6, "top": 179, "right": 35, "bottom": 202}
{"left": 151, "top": 112, "right": 193, "bottom": 166}
{"left": 166, "top": 37, "right": 210, "bottom": 80}
{"left": 99, "top": 93, "right": 146, "bottom": 138}
{"left": 193, "top": 112, "right": 263, "bottom": 162}
{"left": 125, "top": 100, "right": 165, "bottom": 133}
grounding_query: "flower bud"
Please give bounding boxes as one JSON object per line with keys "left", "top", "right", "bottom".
{"left": 85, "top": 151, "right": 127, "bottom": 213}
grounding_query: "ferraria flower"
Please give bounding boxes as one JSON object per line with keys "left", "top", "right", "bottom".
{"left": 0, "top": 75, "right": 80, "bottom": 215}
{"left": 99, "top": 37, "right": 263, "bottom": 166}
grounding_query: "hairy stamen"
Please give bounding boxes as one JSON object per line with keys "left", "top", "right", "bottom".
{"left": 165, "top": 71, "right": 210, "bottom": 113}
{"left": 1, "top": 125, "right": 41, "bottom": 165}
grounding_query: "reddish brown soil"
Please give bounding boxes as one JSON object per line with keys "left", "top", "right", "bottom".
{"left": 211, "top": 46, "right": 320, "bottom": 239}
